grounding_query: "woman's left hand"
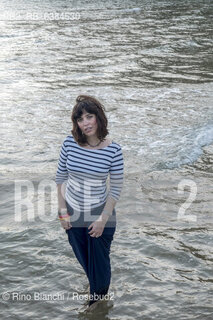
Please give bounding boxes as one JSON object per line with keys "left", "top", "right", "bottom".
{"left": 88, "top": 219, "right": 106, "bottom": 238}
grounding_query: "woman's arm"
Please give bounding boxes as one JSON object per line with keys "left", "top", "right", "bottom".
{"left": 55, "top": 138, "right": 71, "bottom": 230}
{"left": 100, "top": 146, "right": 124, "bottom": 222}
{"left": 97, "top": 195, "right": 116, "bottom": 224}
{"left": 57, "top": 183, "right": 71, "bottom": 230}
{"left": 57, "top": 183, "right": 67, "bottom": 210}
{"left": 56, "top": 138, "right": 68, "bottom": 208}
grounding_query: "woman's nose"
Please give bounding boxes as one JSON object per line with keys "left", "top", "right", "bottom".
{"left": 82, "top": 118, "right": 90, "bottom": 126}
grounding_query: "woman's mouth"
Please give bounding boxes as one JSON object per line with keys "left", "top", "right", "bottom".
{"left": 85, "top": 127, "right": 92, "bottom": 133}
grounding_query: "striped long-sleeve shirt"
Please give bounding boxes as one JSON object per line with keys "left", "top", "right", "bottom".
{"left": 55, "top": 135, "right": 124, "bottom": 211}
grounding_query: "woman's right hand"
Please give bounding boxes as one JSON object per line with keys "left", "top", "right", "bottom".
{"left": 60, "top": 216, "right": 72, "bottom": 230}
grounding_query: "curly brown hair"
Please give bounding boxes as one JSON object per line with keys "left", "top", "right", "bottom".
{"left": 71, "top": 95, "right": 109, "bottom": 145}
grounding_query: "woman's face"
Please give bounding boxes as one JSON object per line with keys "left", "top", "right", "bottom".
{"left": 77, "top": 110, "right": 98, "bottom": 137}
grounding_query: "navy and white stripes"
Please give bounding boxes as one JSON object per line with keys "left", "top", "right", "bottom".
{"left": 55, "top": 135, "right": 124, "bottom": 211}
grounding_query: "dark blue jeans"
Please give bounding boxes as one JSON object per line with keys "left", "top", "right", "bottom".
{"left": 65, "top": 201, "right": 116, "bottom": 306}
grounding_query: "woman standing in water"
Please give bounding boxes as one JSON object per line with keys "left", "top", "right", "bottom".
{"left": 55, "top": 95, "right": 124, "bottom": 309}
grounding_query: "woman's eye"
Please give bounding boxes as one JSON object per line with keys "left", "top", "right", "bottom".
{"left": 77, "top": 115, "right": 93, "bottom": 122}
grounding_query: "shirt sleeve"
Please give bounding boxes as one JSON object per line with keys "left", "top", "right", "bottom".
{"left": 108, "top": 146, "right": 124, "bottom": 201}
{"left": 55, "top": 139, "right": 68, "bottom": 184}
